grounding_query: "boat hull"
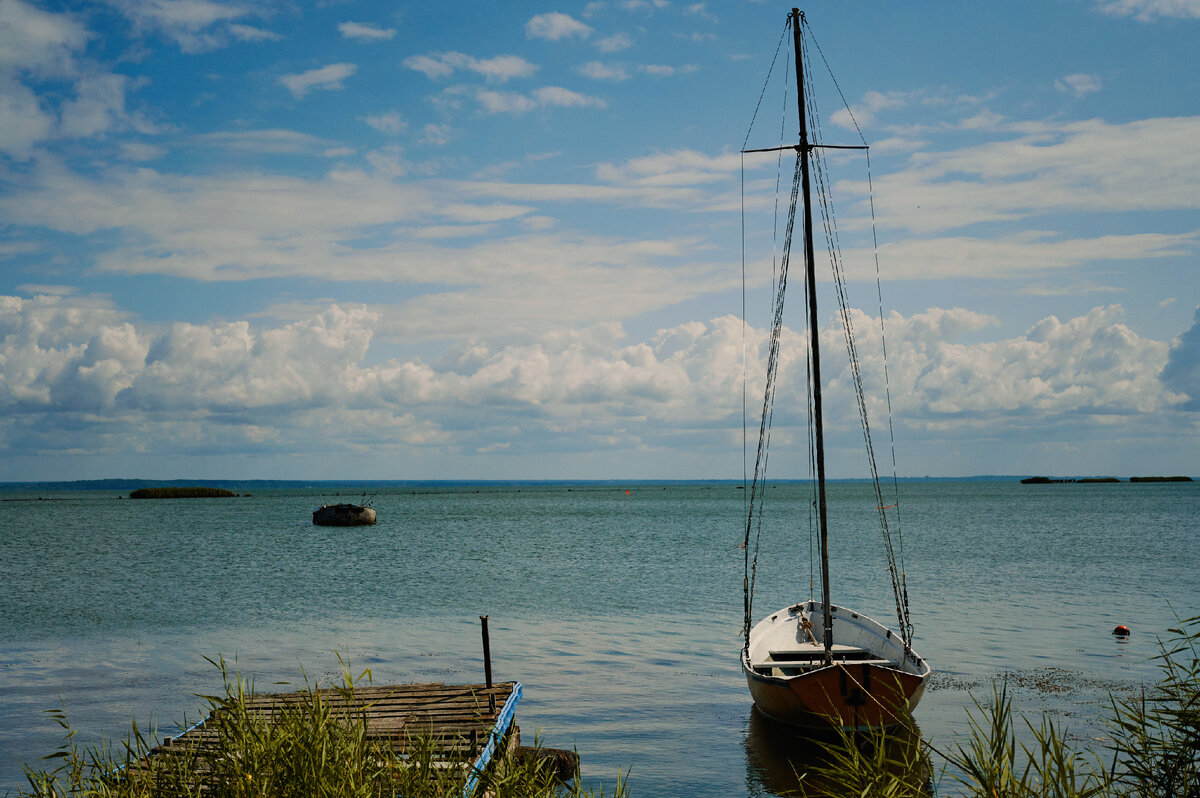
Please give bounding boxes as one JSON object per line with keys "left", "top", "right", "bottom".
{"left": 743, "top": 602, "right": 930, "bottom": 729}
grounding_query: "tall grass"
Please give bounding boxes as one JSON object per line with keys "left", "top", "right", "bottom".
{"left": 20, "top": 656, "right": 625, "bottom": 798}
{"left": 803, "top": 614, "right": 1200, "bottom": 797}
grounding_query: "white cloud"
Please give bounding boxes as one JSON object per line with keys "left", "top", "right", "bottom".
{"left": 861, "top": 116, "right": 1200, "bottom": 234}
{"left": 192, "top": 129, "right": 335, "bottom": 154}
{"left": 0, "top": 76, "right": 55, "bottom": 157}
{"left": 595, "top": 32, "right": 632, "bottom": 52}
{"left": 525, "top": 12, "right": 592, "bottom": 41}
{"left": 1055, "top": 73, "right": 1102, "bottom": 97}
{"left": 361, "top": 111, "right": 406, "bottom": 134}
{"left": 595, "top": 149, "right": 741, "bottom": 187}
{"left": 403, "top": 52, "right": 537, "bottom": 83}
{"left": 0, "top": 0, "right": 89, "bottom": 75}
{"left": 1093, "top": 0, "right": 1200, "bottom": 20}
{"left": 279, "top": 62, "right": 357, "bottom": 99}
{"left": 0, "top": 0, "right": 146, "bottom": 154}
{"left": 579, "top": 61, "right": 629, "bottom": 80}
{"left": 0, "top": 297, "right": 1186, "bottom": 470}
{"left": 419, "top": 122, "right": 453, "bottom": 146}
{"left": 643, "top": 64, "right": 699, "bottom": 77}
{"left": 1161, "top": 306, "right": 1200, "bottom": 410}
{"left": 874, "top": 305, "right": 1177, "bottom": 418}
{"left": 476, "top": 86, "right": 607, "bottom": 114}
{"left": 865, "top": 231, "right": 1198, "bottom": 281}
{"left": 338, "top": 21, "right": 396, "bottom": 41}
{"left": 59, "top": 73, "right": 133, "bottom": 138}
{"left": 108, "top": 0, "right": 258, "bottom": 52}
{"left": 831, "top": 90, "right": 909, "bottom": 130}
{"left": 229, "top": 23, "right": 280, "bottom": 42}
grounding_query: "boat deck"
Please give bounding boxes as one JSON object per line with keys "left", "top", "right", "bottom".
{"left": 138, "top": 681, "right": 520, "bottom": 786}
{"left": 753, "top": 642, "right": 895, "bottom": 671}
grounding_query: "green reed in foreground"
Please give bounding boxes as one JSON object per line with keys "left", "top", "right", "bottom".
{"left": 21, "top": 656, "right": 625, "bottom": 798}
{"left": 802, "top": 614, "right": 1200, "bottom": 797}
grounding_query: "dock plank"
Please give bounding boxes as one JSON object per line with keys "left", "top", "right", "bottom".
{"left": 142, "top": 681, "right": 519, "bottom": 785}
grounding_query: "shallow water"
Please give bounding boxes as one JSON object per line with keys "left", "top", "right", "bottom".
{"left": 0, "top": 480, "right": 1196, "bottom": 795}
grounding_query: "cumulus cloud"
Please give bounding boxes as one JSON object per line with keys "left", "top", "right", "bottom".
{"left": 279, "top": 62, "right": 357, "bottom": 99}
{"left": 1161, "top": 306, "right": 1200, "bottom": 410}
{"left": 0, "top": 294, "right": 145, "bottom": 411}
{"left": 838, "top": 305, "right": 1175, "bottom": 422}
{"left": 0, "top": 295, "right": 1185, "bottom": 472}
{"left": 525, "top": 12, "right": 592, "bottom": 40}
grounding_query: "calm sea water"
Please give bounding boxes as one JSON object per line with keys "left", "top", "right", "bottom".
{"left": 1, "top": 480, "right": 1196, "bottom": 795}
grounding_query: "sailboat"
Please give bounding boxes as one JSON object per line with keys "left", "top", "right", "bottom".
{"left": 739, "top": 9, "right": 931, "bottom": 729}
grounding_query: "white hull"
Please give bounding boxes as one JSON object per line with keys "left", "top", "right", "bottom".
{"left": 742, "top": 601, "right": 930, "bottom": 729}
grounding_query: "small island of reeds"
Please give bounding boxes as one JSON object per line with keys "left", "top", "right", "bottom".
{"left": 1020, "top": 475, "right": 1192, "bottom": 484}
{"left": 1130, "top": 475, "right": 1194, "bottom": 482}
{"left": 129, "top": 487, "right": 238, "bottom": 499}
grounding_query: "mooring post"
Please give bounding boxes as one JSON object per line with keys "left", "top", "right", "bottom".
{"left": 480, "top": 614, "right": 496, "bottom": 713}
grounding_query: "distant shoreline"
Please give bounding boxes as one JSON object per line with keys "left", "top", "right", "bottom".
{"left": 1, "top": 475, "right": 1194, "bottom": 491}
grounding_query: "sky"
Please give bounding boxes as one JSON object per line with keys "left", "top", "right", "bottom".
{"left": 0, "top": 0, "right": 1197, "bottom": 481}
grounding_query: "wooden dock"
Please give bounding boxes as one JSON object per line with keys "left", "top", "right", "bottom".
{"left": 144, "top": 681, "right": 521, "bottom": 795}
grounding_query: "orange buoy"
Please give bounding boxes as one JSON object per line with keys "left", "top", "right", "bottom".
{"left": 1113, "top": 624, "right": 1130, "bottom": 636}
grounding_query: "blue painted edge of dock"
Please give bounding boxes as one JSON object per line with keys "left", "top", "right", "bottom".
{"left": 463, "top": 681, "right": 523, "bottom": 798}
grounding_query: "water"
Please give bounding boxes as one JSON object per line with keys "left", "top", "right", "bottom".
{"left": 1, "top": 480, "right": 1196, "bottom": 795}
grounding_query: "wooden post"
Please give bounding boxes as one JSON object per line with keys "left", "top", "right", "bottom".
{"left": 480, "top": 615, "right": 496, "bottom": 713}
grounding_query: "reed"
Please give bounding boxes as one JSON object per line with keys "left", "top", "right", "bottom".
{"left": 20, "top": 656, "right": 625, "bottom": 798}
{"left": 129, "top": 487, "right": 237, "bottom": 499}
{"left": 803, "top": 614, "right": 1200, "bottom": 797}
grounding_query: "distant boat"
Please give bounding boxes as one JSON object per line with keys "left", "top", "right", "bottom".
{"left": 738, "top": 9, "right": 930, "bottom": 729}
{"left": 312, "top": 503, "right": 376, "bottom": 526}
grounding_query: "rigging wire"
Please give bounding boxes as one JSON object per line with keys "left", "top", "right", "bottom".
{"left": 866, "top": 147, "right": 913, "bottom": 644}
{"left": 739, "top": 15, "right": 792, "bottom": 646}
{"left": 741, "top": 14, "right": 913, "bottom": 649}
{"left": 742, "top": 153, "right": 802, "bottom": 645}
{"left": 799, "top": 15, "right": 913, "bottom": 647}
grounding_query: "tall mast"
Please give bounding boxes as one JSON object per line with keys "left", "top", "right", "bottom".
{"left": 791, "top": 8, "right": 833, "bottom": 661}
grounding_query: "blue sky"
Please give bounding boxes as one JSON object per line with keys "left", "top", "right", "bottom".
{"left": 0, "top": 0, "right": 1197, "bottom": 481}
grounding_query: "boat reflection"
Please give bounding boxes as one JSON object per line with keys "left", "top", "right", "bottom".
{"left": 743, "top": 706, "right": 931, "bottom": 797}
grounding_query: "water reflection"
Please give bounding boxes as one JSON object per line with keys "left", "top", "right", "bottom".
{"left": 743, "top": 706, "right": 930, "bottom": 797}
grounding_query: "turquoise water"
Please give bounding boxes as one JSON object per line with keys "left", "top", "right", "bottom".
{"left": 0, "top": 481, "right": 1196, "bottom": 795}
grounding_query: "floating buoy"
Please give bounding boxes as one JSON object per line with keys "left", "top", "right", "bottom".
{"left": 1113, "top": 624, "right": 1130, "bottom": 636}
